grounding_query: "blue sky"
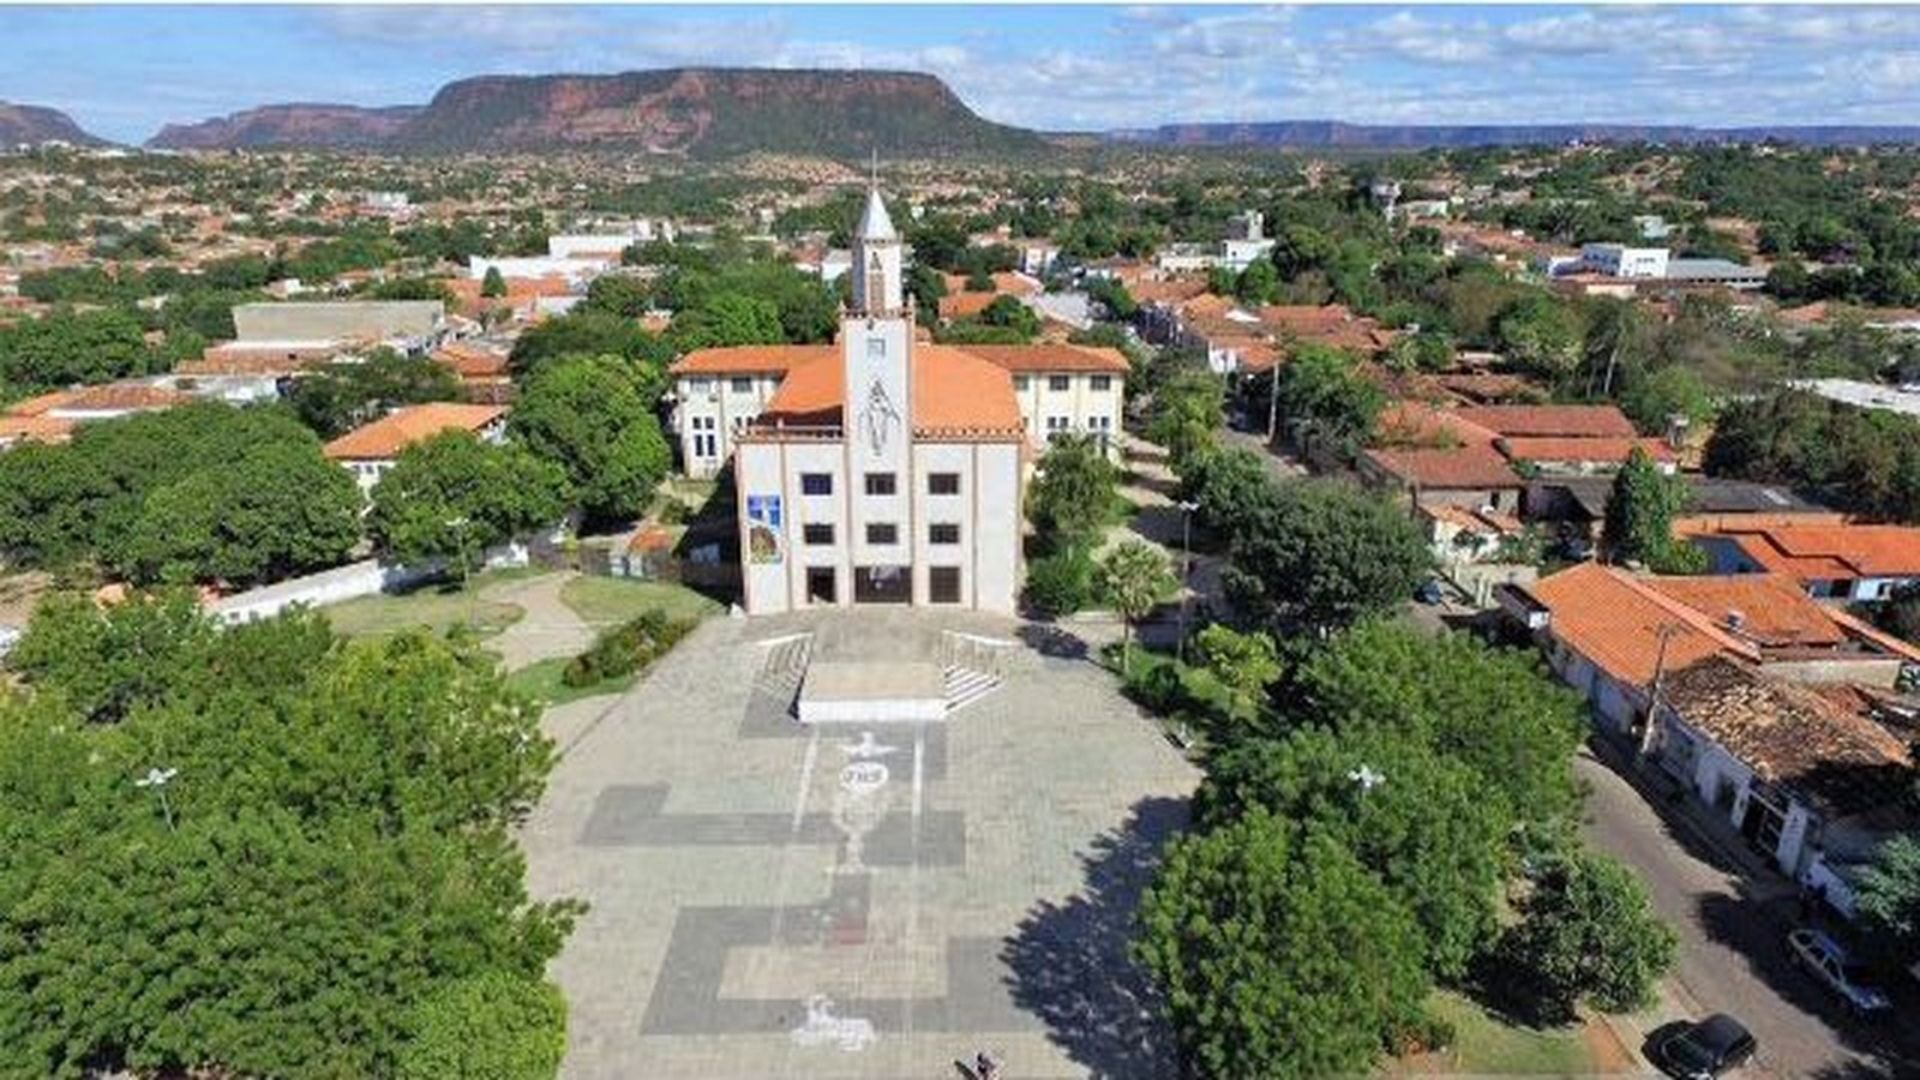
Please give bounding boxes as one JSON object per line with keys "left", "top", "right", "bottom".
{"left": 9, "top": 5, "right": 1920, "bottom": 143}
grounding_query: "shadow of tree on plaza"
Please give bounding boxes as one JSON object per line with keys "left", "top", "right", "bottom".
{"left": 1000, "top": 796, "right": 1190, "bottom": 1080}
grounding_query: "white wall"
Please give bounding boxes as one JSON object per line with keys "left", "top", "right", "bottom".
{"left": 1010, "top": 370, "right": 1123, "bottom": 458}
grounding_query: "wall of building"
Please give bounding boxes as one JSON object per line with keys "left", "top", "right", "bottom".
{"left": 675, "top": 373, "right": 783, "bottom": 477}
{"left": 1010, "top": 371, "right": 1123, "bottom": 456}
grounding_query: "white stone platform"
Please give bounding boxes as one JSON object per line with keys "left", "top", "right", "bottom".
{"left": 797, "top": 660, "right": 946, "bottom": 724}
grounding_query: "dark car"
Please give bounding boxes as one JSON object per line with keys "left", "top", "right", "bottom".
{"left": 1415, "top": 579, "right": 1445, "bottom": 605}
{"left": 1655, "top": 1014, "right": 1757, "bottom": 1079}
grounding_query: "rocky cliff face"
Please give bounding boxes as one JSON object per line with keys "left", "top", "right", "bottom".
{"left": 147, "top": 104, "right": 423, "bottom": 150}
{"left": 1110, "top": 120, "right": 1920, "bottom": 149}
{"left": 144, "top": 69, "right": 1039, "bottom": 158}
{"left": 0, "top": 102, "right": 109, "bottom": 147}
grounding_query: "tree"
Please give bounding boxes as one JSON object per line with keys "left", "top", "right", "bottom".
{"left": 1876, "top": 583, "right": 1920, "bottom": 646}
{"left": 0, "top": 305, "right": 158, "bottom": 392}
{"left": 1620, "top": 365, "right": 1714, "bottom": 433}
{"left": 366, "top": 432, "right": 568, "bottom": 566}
{"left": 480, "top": 265, "right": 508, "bottom": 299}
{"left": 1136, "top": 809, "right": 1430, "bottom": 1079}
{"left": 1175, "top": 446, "right": 1275, "bottom": 535}
{"left": 1199, "top": 727, "right": 1511, "bottom": 981}
{"left": 1095, "top": 540, "right": 1177, "bottom": 675}
{"left": 508, "top": 310, "right": 674, "bottom": 383}
{"left": 1027, "top": 434, "right": 1119, "bottom": 549}
{"left": 1275, "top": 345, "right": 1387, "bottom": 456}
{"left": 4, "top": 589, "right": 215, "bottom": 724}
{"left": 1235, "top": 259, "right": 1280, "bottom": 305}
{"left": 288, "top": 348, "right": 464, "bottom": 438}
{"left": 396, "top": 972, "right": 567, "bottom": 1080}
{"left": 1495, "top": 294, "right": 1585, "bottom": 385}
{"left": 1222, "top": 479, "right": 1429, "bottom": 634}
{"left": 1286, "top": 621, "right": 1587, "bottom": 839}
{"left": 667, "top": 292, "right": 785, "bottom": 351}
{"left": 1603, "top": 447, "right": 1706, "bottom": 573}
{"left": 122, "top": 439, "right": 363, "bottom": 587}
{"left": 1193, "top": 624, "right": 1281, "bottom": 721}
{"left": 1146, "top": 369, "right": 1225, "bottom": 467}
{"left": 1856, "top": 833, "right": 1920, "bottom": 963}
{"left": 510, "top": 355, "right": 672, "bottom": 527}
{"left": 1497, "top": 850, "right": 1677, "bottom": 1023}
{"left": 0, "top": 614, "right": 578, "bottom": 1078}
{"left": 579, "top": 273, "right": 649, "bottom": 318}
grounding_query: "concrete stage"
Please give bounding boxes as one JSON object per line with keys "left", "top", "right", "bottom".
{"left": 797, "top": 660, "right": 946, "bottom": 724}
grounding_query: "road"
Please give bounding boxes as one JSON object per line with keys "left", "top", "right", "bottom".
{"left": 1576, "top": 745, "right": 1920, "bottom": 1079}
{"left": 1220, "top": 427, "right": 1307, "bottom": 480}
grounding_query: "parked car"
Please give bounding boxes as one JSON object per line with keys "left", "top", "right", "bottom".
{"left": 1654, "top": 1014, "right": 1757, "bottom": 1079}
{"left": 1787, "top": 928, "right": 1891, "bottom": 1016}
{"left": 1414, "top": 579, "right": 1445, "bottom": 605}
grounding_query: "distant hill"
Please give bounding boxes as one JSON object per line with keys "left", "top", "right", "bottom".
{"left": 147, "top": 103, "right": 424, "bottom": 151}
{"left": 145, "top": 69, "right": 1041, "bottom": 158}
{"left": 1109, "top": 120, "right": 1920, "bottom": 149}
{"left": 0, "top": 102, "right": 109, "bottom": 147}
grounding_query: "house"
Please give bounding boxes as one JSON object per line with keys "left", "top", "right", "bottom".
{"left": 1514, "top": 562, "right": 1920, "bottom": 734}
{"left": 1649, "top": 656, "right": 1914, "bottom": 886}
{"left": 431, "top": 341, "right": 514, "bottom": 403}
{"left": 1360, "top": 445, "right": 1527, "bottom": 515}
{"left": 0, "top": 382, "right": 190, "bottom": 448}
{"left": 323, "top": 402, "right": 508, "bottom": 492}
{"left": 728, "top": 187, "right": 1023, "bottom": 615}
{"left": 1695, "top": 524, "right": 1920, "bottom": 602}
{"left": 1528, "top": 475, "right": 1842, "bottom": 544}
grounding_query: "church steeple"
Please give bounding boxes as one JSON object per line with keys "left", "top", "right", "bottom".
{"left": 851, "top": 184, "right": 903, "bottom": 317}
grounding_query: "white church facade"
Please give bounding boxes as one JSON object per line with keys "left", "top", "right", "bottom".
{"left": 721, "top": 189, "right": 1030, "bottom": 615}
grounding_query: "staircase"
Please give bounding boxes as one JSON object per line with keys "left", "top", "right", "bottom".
{"left": 754, "top": 632, "right": 813, "bottom": 713}
{"left": 938, "top": 630, "right": 1015, "bottom": 715}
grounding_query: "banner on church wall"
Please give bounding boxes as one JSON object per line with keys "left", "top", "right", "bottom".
{"left": 746, "top": 494, "right": 784, "bottom": 565}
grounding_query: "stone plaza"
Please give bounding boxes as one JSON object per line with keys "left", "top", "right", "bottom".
{"left": 522, "top": 608, "right": 1199, "bottom": 1078}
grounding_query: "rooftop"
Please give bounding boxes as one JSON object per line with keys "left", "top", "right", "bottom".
{"left": 752, "top": 346, "right": 1023, "bottom": 441}
{"left": 1717, "top": 524, "right": 1920, "bottom": 579}
{"left": 323, "top": 402, "right": 507, "bottom": 461}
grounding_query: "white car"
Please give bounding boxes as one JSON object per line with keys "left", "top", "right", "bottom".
{"left": 1787, "top": 928, "right": 1891, "bottom": 1016}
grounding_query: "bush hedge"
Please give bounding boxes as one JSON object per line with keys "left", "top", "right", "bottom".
{"left": 561, "top": 607, "right": 695, "bottom": 688}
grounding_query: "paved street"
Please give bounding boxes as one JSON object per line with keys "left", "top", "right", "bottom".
{"left": 1576, "top": 743, "right": 1920, "bottom": 1080}
{"left": 521, "top": 608, "right": 1199, "bottom": 1079}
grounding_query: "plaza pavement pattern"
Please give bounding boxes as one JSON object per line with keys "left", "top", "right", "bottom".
{"left": 522, "top": 608, "right": 1200, "bottom": 1079}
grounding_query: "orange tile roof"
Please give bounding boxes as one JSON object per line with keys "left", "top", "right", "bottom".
{"left": 955, "top": 343, "right": 1130, "bottom": 374}
{"left": 1454, "top": 404, "right": 1638, "bottom": 438}
{"left": 938, "top": 291, "right": 1002, "bottom": 320}
{"left": 1529, "top": 562, "right": 1759, "bottom": 688}
{"left": 669, "top": 344, "right": 833, "bottom": 376}
{"left": 178, "top": 349, "right": 329, "bottom": 376}
{"left": 1375, "top": 400, "right": 1499, "bottom": 448}
{"left": 754, "top": 345, "right": 1023, "bottom": 440}
{"left": 53, "top": 383, "right": 191, "bottom": 413}
{"left": 1363, "top": 444, "right": 1523, "bottom": 490}
{"left": 1642, "top": 574, "right": 1845, "bottom": 648}
{"left": 323, "top": 402, "right": 507, "bottom": 461}
{"left": 432, "top": 343, "right": 510, "bottom": 380}
{"left": 1718, "top": 524, "right": 1920, "bottom": 580}
{"left": 1498, "top": 436, "right": 1677, "bottom": 464}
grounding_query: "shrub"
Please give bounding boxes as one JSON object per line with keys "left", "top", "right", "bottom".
{"left": 1025, "top": 546, "right": 1097, "bottom": 616}
{"left": 397, "top": 971, "right": 567, "bottom": 1080}
{"left": 561, "top": 607, "right": 694, "bottom": 688}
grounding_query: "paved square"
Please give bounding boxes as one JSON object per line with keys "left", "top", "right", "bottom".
{"left": 522, "top": 609, "right": 1199, "bottom": 1079}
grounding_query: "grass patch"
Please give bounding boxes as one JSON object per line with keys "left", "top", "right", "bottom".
{"left": 560, "top": 576, "right": 721, "bottom": 628}
{"left": 503, "top": 657, "right": 635, "bottom": 708}
{"left": 320, "top": 569, "right": 532, "bottom": 641}
{"left": 1390, "top": 992, "right": 1596, "bottom": 1076}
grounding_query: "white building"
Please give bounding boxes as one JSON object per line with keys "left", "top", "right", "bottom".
{"left": 729, "top": 188, "right": 1026, "bottom": 615}
{"left": 1579, "top": 243, "right": 1671, "bottom": 279}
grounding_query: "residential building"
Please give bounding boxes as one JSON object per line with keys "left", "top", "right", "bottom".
{"left": 1579, "top": 243, "right": 1671, "bottom": 279}
{"left": 729, "top": 187, "right": 1025, "bottom": 615}
{"left": 0, "top": 382, "right": 190, "bottom": 448}
{"left": 1528, "top": 475, "right": 1842, "bottom": 543}
{"left": 323, "top": 402, "right": 508, "bottom": 492}
{"left": 1695, "top": 523, "right": 1920, "bottom": 602}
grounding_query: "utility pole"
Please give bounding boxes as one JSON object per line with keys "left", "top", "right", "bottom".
{"left": 1640, "top": 623, "right": 1681, "bottom": 757}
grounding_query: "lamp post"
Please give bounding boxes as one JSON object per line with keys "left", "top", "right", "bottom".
{"left": 1176, "top": 499, "right": 1199, "bottom": 663}
{"left": 1348, "top": 764, "right": 1386, "bottom": 794}
{"left": 134, "top": 766, "right": 178, "bottom": 833}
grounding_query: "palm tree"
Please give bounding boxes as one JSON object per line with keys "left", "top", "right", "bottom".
{"left": 1096, "top": 539, "right": 1178, "bottom": 676}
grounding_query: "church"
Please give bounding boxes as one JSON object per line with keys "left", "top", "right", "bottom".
{"left": 668, "top": 188, "right": 1126, "bottom": 615}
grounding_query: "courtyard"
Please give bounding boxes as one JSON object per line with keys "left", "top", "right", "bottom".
{"left": 520, "top": 608, "right": 1200, "bottom": 1079}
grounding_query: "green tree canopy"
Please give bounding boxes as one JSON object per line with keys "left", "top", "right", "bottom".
{"left": 666, "top": 292, "right": 786, "bottom": 352}
{"left": 1275, "top": 344, "right": 1387, "bottom": 456}
{"left": 1856, "top": 833, "right": 1920, "bottom": 964}
{"left": 395, "top": 972, "right": 567, "bottom": 1080}
{"left": 1221, "top": 479, "right": 1429, "bottom": 634}
{"left": 1095, "top": 539, "right": 1178, "bottom": 674}
{"left": 1027, "top": 434, "right": 1120, "bottom": 549}
{"left": 508, "top": 310, "right": 674, "bottom": 389}
{"left": 1193, "top": 624, "right": 1281, "bottom": 722}
{"left": 1146, "top": 369, "right": 1226, "bottom": 468}
{"left": 0, "top": 306, "right": 159, "bottom": 393}
{"left": 288, "top": 347, "right": 464, "bottom": 438}
{"left": 1495, "top": 293, "right": 1585, "bottom": 385}
{"left": 1136, "top": 809, "right": 1431, "bottom": 1079}
{"left": 1604, "top": 447, "right": 1707, "bottom": 573}
{"left": 510, "top": 355, "right": 672, "bottom": 527}
{"left": 0, "top": 598, "right": 576, "bottom": 1078}
{"left": 1496, "top": 850, "right": 1677, "bottom": 1023}
{"left": 366, "top": 431, "right": 568, "bottom": 566}
{"left": 480, "top": 265, "right": 508, "bottom": 299}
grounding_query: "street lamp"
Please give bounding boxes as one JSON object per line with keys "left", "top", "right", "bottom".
{"left": 134, "top": 766, "right": 179, "bottom": 832}
{"left": 1348, "top": 764, "right": 1386, "bottom": 794}
{"left": 1176, "top": 499, "right": 1199, "bottom": 663}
